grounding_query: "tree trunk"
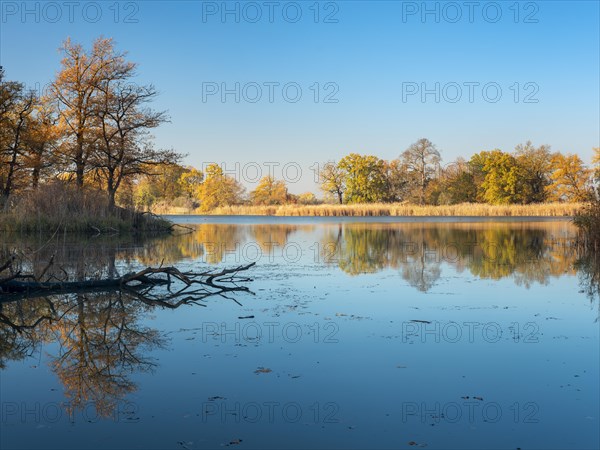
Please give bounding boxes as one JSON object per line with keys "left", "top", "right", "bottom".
{"left": 107, "top": 172, "right": 117, "bottom": 210}
{"left": 75, "top": 160, "right": 85, "bottom": 188}
{"left": 2, "top": 147, "right": 19, "bottom": 204}
{"left": 31, "top": 167, "right": 40, "bottom": 189}
{"left": 75, "top": 132, "right": 85, "bottom": 188}
{"left": 108, "top": 189, "right": 116, "bottom": 210}
{"left": 421, "top": 168, "right": 425, "bottom": 206}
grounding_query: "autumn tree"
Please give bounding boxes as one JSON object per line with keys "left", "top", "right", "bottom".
{"left": 51, "top": 37, "right": 129, "bottom": 188}
{"left": 152, "top": 164, "right": 187, "bottom": 200}
{"left": 320, "top": 161, "right": 346, "bottom": 204}
{"left": 297, "top": 192, "right": 319, "bottom": 205}
{"left": 197, "top": 164, "right": 244, "bottom": 211}
{"left": 178, "top": 167, "right": 204, "bottom": 200}
{"left": 384, "top": 159, "right": 410, "bottom": 202}
{"left": 401, "top": 138, "right": 441, "bottom": 205}
{"left": 338, "top": 153, "right": 389, "bottom": 203}
{"left": 465, "top": 152, "right": 487, "bottom": 202}
{"left": 93, "top": 77, "right": 174, "bottom": 208}
{"left": 547, "top": 153, "right": 591, "bottom": 202}
{"left": 439, "top": 158, "right": 478, "bottom": 204}
{"left": 133, "top": 164, "right": 200, "bottom": 210}
{"left": 250, "top": 176, "right": 288, "bottom": 205}
{"left": 470, "top": 150, "right": 525, "bottom": 204}
{"left": 0, "top": 70, "right": 36, "bottom": 204}
{"left": 593, "top": 147, "right": 600, "bottom": 187}
{"left": 514, "top": 141, "right": 553, "bottom": 203}
{"left": 20, "top": 96, "right": 62, "bottom": 189}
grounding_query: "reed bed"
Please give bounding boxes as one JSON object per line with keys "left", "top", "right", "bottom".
{"left": 0, "top": 184, "right": 172, "bottom": 233}
{"left": 574, "top": 199, "right": 600, "bottom": 252}
{"left": 168, "top": 202, "right": 583, "bottom": 217}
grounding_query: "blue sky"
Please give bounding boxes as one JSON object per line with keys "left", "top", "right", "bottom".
{"left": 1, "top": 0, "right": 599, "bottom": 193}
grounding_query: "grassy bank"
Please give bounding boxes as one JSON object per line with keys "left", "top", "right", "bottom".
{"left": 157, "top": 202, "right": 583, "bottom": 217}
{"left": 0, "top": 184, "right": 172, "bottom": 233}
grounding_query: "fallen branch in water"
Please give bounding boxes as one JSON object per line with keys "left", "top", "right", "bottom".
{"left": 0, "top": 257, "right": 255, "bottom": 306}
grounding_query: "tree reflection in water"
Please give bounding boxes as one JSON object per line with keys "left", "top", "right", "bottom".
{"left": 319, "top": 222, "right": 578, "bottom": 291}
{"left": 0, "top": 290, "right": 164, "bottom": 417}
{"left": 51, "top": 291, "right": 164, "bottom": 417}
{"left": 0, "top": 233, "right": 254, "bottom": 418}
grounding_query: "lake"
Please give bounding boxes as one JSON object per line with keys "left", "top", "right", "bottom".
{"left": 1, "top": 217, "right": 598, "bottom": 449}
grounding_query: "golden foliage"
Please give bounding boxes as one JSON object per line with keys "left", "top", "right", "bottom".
{"left": 548, "top": 153, "right": 592, "bottom": 202}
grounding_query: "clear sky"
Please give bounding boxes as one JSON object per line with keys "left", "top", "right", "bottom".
{"left": 1, "top": 0, "right": 599, "bottom": 193}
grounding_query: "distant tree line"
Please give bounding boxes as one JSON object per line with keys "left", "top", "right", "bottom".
{"left": 133, "top": 140, "right": 598, "bottom": 213}
{"left": 321, "top": 139, "right": 599, "bottom": 205}
{"left": 133, "top": 163, "right": 319, "bottom": 212}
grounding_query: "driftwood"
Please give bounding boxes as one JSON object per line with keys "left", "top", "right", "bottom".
{"left": 0, "top": 256, "right": 255, "bottom": 306}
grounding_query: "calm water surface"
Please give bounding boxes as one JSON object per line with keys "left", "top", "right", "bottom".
{"left": 1, "top": 218, "right": 598, "bottom": 449}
